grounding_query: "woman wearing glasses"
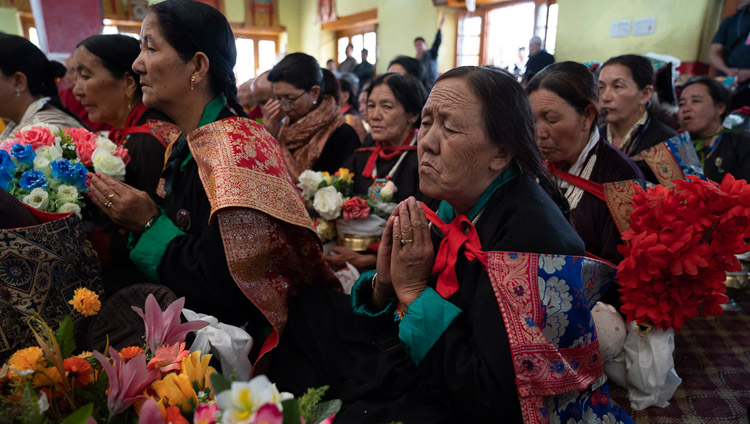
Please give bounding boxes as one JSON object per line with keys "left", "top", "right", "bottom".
{"left": 268, "top": 53, "right": 361, "bottom": 181}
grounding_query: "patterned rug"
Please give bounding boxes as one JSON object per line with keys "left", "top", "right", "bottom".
{"left": 610, "top": 289, "right": 750, "bottom": 423}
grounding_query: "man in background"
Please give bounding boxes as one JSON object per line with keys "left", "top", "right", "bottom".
{"left": 523, "top": 35, "right": 555, "bottom": 84}
{"left": 353, "top": 49, "right": 374, "bottom": 90}
{"left": 710, "top": 0, "right": 750, "bottom": 108}
{"left": 414, "top": 13, "right": 446, "bottom": 87}
{"left": 251, "top": 71, "right": 283, "bottom": 138}
{"left": 338, "top": 44, "right": 357, "bottom": 73}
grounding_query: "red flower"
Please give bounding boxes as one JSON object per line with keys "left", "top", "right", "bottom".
{"left": 616, "top": 174, "right": 750, "bottom": 331}
{"left": 17, "top": 126, "right": 56, "bottom": 149}
{"left": 63, "top": 357, "right": 93, "bottom": 387}
{"left": 342, "top": 197, "right": 370, "bottom": 220}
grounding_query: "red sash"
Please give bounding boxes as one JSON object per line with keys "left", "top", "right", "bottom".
{"left": 356, "top": 130, "right": 417, "bottom": 177}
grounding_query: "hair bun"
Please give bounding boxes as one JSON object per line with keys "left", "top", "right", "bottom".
{"left": 48, "top": 60, "right": 67, "bottom": 79}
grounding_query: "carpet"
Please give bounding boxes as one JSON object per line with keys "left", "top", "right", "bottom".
{"left": 610, "top": 289, "right": 750, "bottom": 423}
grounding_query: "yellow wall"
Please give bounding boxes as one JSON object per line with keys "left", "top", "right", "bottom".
{"left": 279, "top": 0, "right": 457, "bottom": 75}
{"left": 0, "top": 6, "right": 21, "bottom": 35}
{"left": 555, "top": 0, "right": 721, "bottom": 64}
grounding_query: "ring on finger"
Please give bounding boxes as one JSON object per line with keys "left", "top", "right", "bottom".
{"left": 400, "top": 239, "right": 413, "bottom": 247}
{"left": 104, "top": 201, "right": 113, "bottom": 208}
{"left": 107, "top": 192, "right": 116, "bottom": 200}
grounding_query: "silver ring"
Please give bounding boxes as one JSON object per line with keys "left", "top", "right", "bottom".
{"left": 104, "top": 201, "right": 113, "bottom": 208}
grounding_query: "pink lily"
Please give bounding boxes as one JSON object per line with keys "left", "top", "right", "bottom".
{"left": 193, "top": 402, "right": 219, "bottom": 424}
{"left": 251, "top": 403, "right": 283, "bottom": 424}
{"left": 148, "top": 342, "right": 190, "bottom": 373}
{"left": 93, "top": 347, "right": 160, "bottom": 416}
{"left": 131, "top": 294, "right": 208, "bottom": 351}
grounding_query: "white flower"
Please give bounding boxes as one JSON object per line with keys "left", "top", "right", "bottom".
{"left": 540, "top": 276, "right": 572, "bottom": 345}
{"left": 33, "top": 156, "right": 52, "bottom": 175}
{"left": 215, "top": 376, "right": 293, "bottom": 424}
{"left": 95, "top": 136, "right": 118, "bottom": 154}
{"left": 23, "top": 187, "right": 49, "bottom": 210}
{"left": 297, "top": 169, "right": 324, "bottom": 199}
{"left": 56, "top": 184, "right": 79, "bottom": 203}
{"left": 380, "top": 180, "right": 397, "bottom": 199}
{"left": 17, "top": 123, "right": 60, "bottom": 134}
{"left": 57, "top": 202, "right": 82, "bottom": 218}
{"left": 37, "top": 391, "right": 49, "bottom": 414}
{"left": 34, "top": 142, "right": 63, "bottom": 161}
{"left": 92, "top": 147, "right": 126, "bottom": 180}
{"left": 316, "top": 218, "right": 337, "bottom": 241}
{"left": 313, "top": 186, "right": 343, "bottom": 220}
{"left": 540, "top": 255, "right": 566, "bottom": 274}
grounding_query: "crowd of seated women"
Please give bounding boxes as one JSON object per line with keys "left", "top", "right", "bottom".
{"left": 2, "top": 0, "right": 749, "bottom": 422}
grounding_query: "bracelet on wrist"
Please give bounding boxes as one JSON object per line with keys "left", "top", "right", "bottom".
{"left": 143, "top": 212, "right": 161, "bottom": 233}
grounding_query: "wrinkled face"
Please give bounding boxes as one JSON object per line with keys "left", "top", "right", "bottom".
{"left": 678, "top": 83, "right": 725, "bottom": 138}
{"left": 271, "top": 80, "right": 318, "bottom": 122}
{"left": 418, "top": 77, "right": 510, "bottom": 209}
{"left": 367, "top": 84, "right": 415, "bottom": 145}
{"left": 598, "top": 64, "right": 652, "bottom": 126}
{"left": 132, "top": 13, "right": 193, "bottom": 113}
{"left": 72, "top": 46, "right": 132, "bottom": 127}
{"left": 530, "top": 89, "right": 593, "bottom": 168}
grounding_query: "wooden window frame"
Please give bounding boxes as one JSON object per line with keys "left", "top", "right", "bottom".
{"left": 322, "top": 9, "right": 378, "bottom": 69}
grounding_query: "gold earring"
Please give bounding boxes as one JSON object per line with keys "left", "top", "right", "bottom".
{"left": 190, "top": 74, "right": 196, "bottom": 91}
{"left": 638, "top": 103, "right": 645, "bottom": 114}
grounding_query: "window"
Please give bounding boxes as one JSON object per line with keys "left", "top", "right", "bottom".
{"left": 455, "top": 1, "right": 558, "bottom": 69}
{"left": 337, "top": 30, "right": 376, "bottom": 66}
{"left": 235, "top": 38, "right": 256, "bottom": 84}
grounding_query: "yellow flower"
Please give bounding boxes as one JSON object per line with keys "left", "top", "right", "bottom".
{"left": 151, "top": 372, "right": 197, "bottom": 413}
{"left": 68, "top": 287, "right": 101, "bottom": 316}
{"left": 76, "top": 351, "right": 93, "bottom": 360}
{"left": 180, "top": 351, "right": 216, "bottom": 394}
{"left": 337, "top": 168, "right": 353, "bottom": 183}
{"left": 8, "top": 346, "right": 45, "bottom": 372}
{"left": 32, "top": 366, "right": 62, "bottom": 387}
{"left": 320, "top": 171, "right": 332, "bottom": 184}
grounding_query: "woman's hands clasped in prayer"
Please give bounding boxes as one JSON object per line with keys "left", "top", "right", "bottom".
{"left": 86, "top": 173, "right": 159, "bottom": 234}
{"left": 371, "top": 196, "right": 434, "bottom": 310}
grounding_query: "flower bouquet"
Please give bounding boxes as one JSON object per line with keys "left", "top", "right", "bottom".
{"left": 606, "top": 174, "right": 750, "bottom": 409}
{"left": 1, "top": 290, "right": 340, "bottom": 424}
{"left": 297, "top": 168, "right": 398, "bottom": 249}
{"left": 0, "top": 124, "right": 129, "bottom": 217}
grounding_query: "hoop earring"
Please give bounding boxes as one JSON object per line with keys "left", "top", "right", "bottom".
{"left": 190, "top": 74, "right": 196, "bottom": 91}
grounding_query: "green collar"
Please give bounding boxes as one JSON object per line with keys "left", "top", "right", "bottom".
{"left": 437, "top": 165, "right": 518, "bottom": 223}
{"left": 180, "top": 95, "right": 225, "bottom": 169}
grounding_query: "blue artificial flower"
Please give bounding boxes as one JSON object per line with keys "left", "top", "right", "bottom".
{"left": 50, "top": 158, "right": 76, "bottom": 184}
{"left": 71, "top": 162, "right": 90, "bottom": 192}
{"left": 19, "top": 169, "right": 48, "bottom": 191}
{"left": 10, "top": 143, "right": 36, "bottom": 166}
{"left": 0, "top": 151, "right": 14, "bottom": 191}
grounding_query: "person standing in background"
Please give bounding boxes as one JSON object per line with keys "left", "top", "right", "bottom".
{"left": 353, "top": 49, "right": 374, "bottom": 90}
{"left": 523, "top": 36, "right": 555, "bottom": 84}
{"left": 339, "top": 44, "right": 357, "bottom": 74}
{"left": 710, "top": 0, "right": 750, "bottom": 108}
{"left": 414, "top": 13, "right": 446, "bottom": 88}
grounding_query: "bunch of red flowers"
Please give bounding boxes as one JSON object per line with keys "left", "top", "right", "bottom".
{"left": 617, "top": 174, "right": 750, "bottom": 331}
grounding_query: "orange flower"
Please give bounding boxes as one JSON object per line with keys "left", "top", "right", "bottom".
{"left": 32, "top": 366, "right": 62, "bottom": 387}
{"left": 68, "top": 287, "right": 101, "bottom": 316}
{"left": 120, "top": 346, "right": 145, "bottom": 361}
{"left": 165, "top": 405, "right": 190, "bottom": 424}
{"left": 8, "top": 346, "right": 45, "bottom": 372}
{"left": 63, "top": 357, "right": 93, "bottom": 387}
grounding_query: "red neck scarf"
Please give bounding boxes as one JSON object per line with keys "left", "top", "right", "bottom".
{"left": 108, "top": 102, "right": 149, "bottom": 145}
{"left": 546, "top": 161, "right": 606, "bottom": 202}
{"left": 356, "top": 130, "right": 417, "bottom": 178}
{"left": 422, "top": 203, "right": 487, "bottom": 298}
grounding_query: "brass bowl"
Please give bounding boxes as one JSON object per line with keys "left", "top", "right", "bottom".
{"left": 337, "top": 234, "right": 380, "bottom": 252}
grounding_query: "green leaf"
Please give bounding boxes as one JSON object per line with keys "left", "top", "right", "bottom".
{"left": 61, "top": 403, "right": 94, "bottom": 424}
{"left": 209, "top": 372, "right": 231, "bottom": 395}
{"left": 298, "top": 385, "right": 328, "bottom": 422}
{"left": 19, "top": 384, "right": 43, "bottom": 424}
{"left": 55, "top": 315, "right": 76, "bottom": 358}
{"left": 309, "top": 399, "right": 342, "bottom": 424}
{"left": 281, "top": 398, "right": 300, "bottom": 424}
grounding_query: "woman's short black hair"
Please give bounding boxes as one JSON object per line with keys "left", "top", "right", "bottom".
{"left": 600, "top": 54, "right": 655, "bottom": 90}
{"left": 388, "top": 56, "right": 423, "bottom": 82}
{"left": 367, "top": 72, "right": 427, "bottom": 128}
{"left": 320, "top": 68, "right": 339, "bottom": 103}
{"left": 681, "top": 76, "right": 732, "bottom": 119}
{"left": 268, "top": 53, "right": 324, "bottom": 96}
{"left": 338, "top": 78, "right": 358, "bottom": 111}
{"left": 436, "top": 66, "right": 569, "bottom": 216}
{"left": 77, "top": 34, "right": 142, "bottom": 98}
{"left": 148, "top": 0, "right": 246, "bottom": 117}
{"left": 0, "top": 33, "right": 66, "bottom": 99}
{"left": 527, "top": 61, "right": 600, "bottom": 130}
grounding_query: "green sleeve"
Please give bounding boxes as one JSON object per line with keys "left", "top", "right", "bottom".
{"left": 129, "top": 214, "right": 186, "bottom": 283}
{"left": 399, "top": 287, "right": 462, "bottom": 365}
{"left": 351, "top": 270, "right": 397, "bottom": 318}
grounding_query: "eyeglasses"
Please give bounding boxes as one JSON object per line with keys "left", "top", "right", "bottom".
{"left": 275, "top": 90, "right": 307, "bottom": 108}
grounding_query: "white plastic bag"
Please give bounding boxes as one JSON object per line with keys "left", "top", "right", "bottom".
{"left": 182, "top": 308, "right": 254, "bottom": 381}
{"left": 604, "top": 321, "right": 682, "bottom": 410}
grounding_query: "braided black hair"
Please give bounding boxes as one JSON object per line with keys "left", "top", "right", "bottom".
{"left": 149, "top": 0, "right": 248, "bottom": 118}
